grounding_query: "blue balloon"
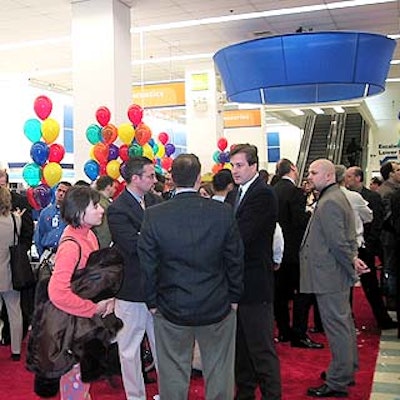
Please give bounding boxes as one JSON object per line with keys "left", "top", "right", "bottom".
{"left": 30, "top": 141, "right": 49, "bottom": 166}
{"left": 84, "top": 160, "right": 100, "bottom": 181}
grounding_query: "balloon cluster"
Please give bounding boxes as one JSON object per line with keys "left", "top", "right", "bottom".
{"left": 83, "top": 104, "right": 176, "bottom": 184}
{"left": 211, "top": 138, "right": 232, "bottom": 174}
{"left": 22, "top": 95, "right": 65, "bottom": 210}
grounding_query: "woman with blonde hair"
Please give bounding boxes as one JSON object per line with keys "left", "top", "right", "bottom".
{"left": 0, "top": 186, "right": 23, "bottom": 361}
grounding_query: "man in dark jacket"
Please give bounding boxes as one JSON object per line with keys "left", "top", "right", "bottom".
{"left": 227, "top": 144, "right": 281, "bottom": 400}
{"left": 345, "top": 166, "right": 396, "bottom": 329}
{"left": 273, "top": 158, "right": 323, "bottom": 348}
{"left": 138, "top": 154, "right": 244, "bottom": 399}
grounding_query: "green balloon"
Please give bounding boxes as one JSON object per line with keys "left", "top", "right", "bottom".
{"left": 22, "top": 163, "right": 41, "bottom": 187}
{"left": 213, "top": 150, "right": 221, "bottom": 163}
{"left": 23, "top": 118, "right": 42, "bottom": 143}
{"left": 129, "top": 143, "right": 143, "bottom": 157}
{"left": 86, "top": 124, "right": 102, "bottom": 145}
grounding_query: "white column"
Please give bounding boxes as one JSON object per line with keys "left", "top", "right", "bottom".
{"left": 72, "top": 0, "right": 131, "bottom": 180}
{"left": 185, "top": 64, "right": 224, "bottom": 174}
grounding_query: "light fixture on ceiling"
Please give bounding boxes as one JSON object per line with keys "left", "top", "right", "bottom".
{"left": 311, "top": 107, "right": 325, "bottom": 114}
{"left": 333, "top": 106, "right": 345, "bottom": 113}
{"left": 132, "top": 0, "right": 396, "bottom": 33}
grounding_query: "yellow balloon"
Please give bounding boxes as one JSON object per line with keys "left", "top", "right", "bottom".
{"left": 118, "top": 123, "right": 135, "bottom": 145}
{"left": 89, "top": 145, "right": 96, "bottom": 160}
{"left": 142, "top": 143, "right": 154, "bottom": 160}
{"left": 41, "top": 118, "right": 60, "bottom": 144}
{"left": 106, "top": 160, "right": 121, "bottom": 179}
{"left": 43, "top": 162, "right": 62, "bottom": 187}
{"left": 223, "top": 163, "right": 232, "bottom": 170}
{"left": 156, "top": 143, "right": 165, "bottom": 158}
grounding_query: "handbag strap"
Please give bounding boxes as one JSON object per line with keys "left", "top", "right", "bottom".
{"left": 10, "top": 213, "right": 19, "bottom": 246}
{"left": 58, "top": 236, "right": 82, "bottom": 274}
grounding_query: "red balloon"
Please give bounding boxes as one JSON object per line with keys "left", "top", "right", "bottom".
{"left": 101, "top": 124, "right": 118, "bottom": 145}
{"left": 119, "top": 144, "right": 129, "bottom": 161}
{"left": 161, "top": 157, "right": 173, "bottom": 171}
{"left": 26, "top": 187, "right": 41, "bottom": 210}
{"left": 93, "top": 143, "right": 109, "bottom": 164}
{"left": 135, "top": 123, "right": 152, "bottom": 146}
{"left": 96, "top": 106, "right": 111, "bottom": 127}
{"left": 217, "top": 137, "right": 228, "bottom": 151}
{"left": 158, "top": 132, "right": 169, "bottom": 145}
{"left": 34, "top": 95, "right": 52, "bottom": 120}
{"left": 113, "top": 180, "right": 125, "bottom": 199}
{"left": 48, "top": 143, "right": 65, "bottom": 163}
{"left": 99, "top": 162, "right": 107, "bottom": 176}
{"left": 127, "top": 104, "right": 143, "bottom": 126}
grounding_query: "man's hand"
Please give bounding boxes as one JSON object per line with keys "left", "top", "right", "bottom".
{"left": 353, "top": 257, "right": 370, "bottom": 275}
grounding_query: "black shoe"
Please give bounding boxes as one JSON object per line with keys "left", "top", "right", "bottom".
{"left": 379, "top": 320, "right": 398, "bottom": 330}
{"left": 291, "top": 336, "right": 324, "bottom": 349}
{"left": 274, "top": 334, "right": 291, "bottom": 343}
{"left": 307, "top": 384, "right": 348, "bottom": 397}
{"left": 11, "top": 353, "right": 20, "bottom": 361}
{"left": 143, "top": 374, "right": 156, "bottom": 384}
{"left": 191, "top": 368, "right": 203, "bottom": 378}
{"left": 309, "top": 327, "right": 325, "bottom": 334}
{"left": 320, "top": 371, "right": 355, "bottom": 386}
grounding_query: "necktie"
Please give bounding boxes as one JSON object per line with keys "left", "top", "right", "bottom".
{"left": 139, "top": 197, "right": 146, "bottom": 210}
{"left": 234, "top": 187, "right": 242, "bottom": 213}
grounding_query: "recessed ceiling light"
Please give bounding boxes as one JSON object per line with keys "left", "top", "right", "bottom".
{"left": 333, "top": 106, "right": 345, "bottom": 113}
{"left": 311, "top": 107, "right": 325, "bottom": 114}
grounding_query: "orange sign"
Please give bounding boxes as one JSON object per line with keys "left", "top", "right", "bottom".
{"left": 132, "top": 82, "right": 185, "bottom": 108}
{"left": 223, "top": 109, "right": 261, "bottom": 128}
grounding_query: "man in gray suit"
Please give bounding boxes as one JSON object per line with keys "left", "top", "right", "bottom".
{"left": 300, "top": 159, "right": 369, "bottom": 398}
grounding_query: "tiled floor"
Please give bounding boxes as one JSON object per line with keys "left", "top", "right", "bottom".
{"left": 370, "top": 314, "right": 400, "bottom": 400}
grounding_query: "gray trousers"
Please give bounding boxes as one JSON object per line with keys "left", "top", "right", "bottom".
{"left": 316, "top": 288, "right": 358, "bottom": 392}
{"left": 154, "top": 309, "right": 237, "bottom": 400}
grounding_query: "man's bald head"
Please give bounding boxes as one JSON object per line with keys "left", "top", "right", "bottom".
{"left": 307, "top": 159, "right": 336, "bottom": 192}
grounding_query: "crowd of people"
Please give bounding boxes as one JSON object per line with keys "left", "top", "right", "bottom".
{"left": 0, "top": 145, "right": 398, "bottom": 399}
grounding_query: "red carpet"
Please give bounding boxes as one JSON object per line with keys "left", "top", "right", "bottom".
{"left": 0, "top": 287, "right": 379, "bottom": 399}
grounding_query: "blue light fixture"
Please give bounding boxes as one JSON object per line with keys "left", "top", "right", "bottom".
{"left": 213, "top": 32, "right": 396, "bottom": 104}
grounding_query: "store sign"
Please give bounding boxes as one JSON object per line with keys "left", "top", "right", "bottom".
{"left": 223, "top": 109, "right": 261, "bottom": 128}
{"left": 191, "top": 73, "right": 209, "bottom": 91}
{"left": 132, "top": 82, "right": 185, "bottom": 108}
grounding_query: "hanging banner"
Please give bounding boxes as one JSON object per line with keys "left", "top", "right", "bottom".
{"left": 132, "top": 82, "right": 185, "bottom": 108}
{"left": 223, "top": 109, "right": 261, "bottom": 128}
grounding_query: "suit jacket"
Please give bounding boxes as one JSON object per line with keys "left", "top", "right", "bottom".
{"left": 138, "top": 191, "right": 244, "bottom": 326}
{"left": 273, "top": 178, "right": 309, "bottom": 264}
{"left": 107, "top": 189, "right": 160, "bottom": 302}
{"left": 227, "top": 177, "right": 278, "bottom": 304}
{"left": 300, "top": 184, "right": 358, "bottom": 294}
{"left": 360, "top": 186, "right": 384, "bottom": 253}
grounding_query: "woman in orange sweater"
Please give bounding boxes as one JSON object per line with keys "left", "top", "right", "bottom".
{"left": 48, "top": 185, "right": 114, "bottom": 400}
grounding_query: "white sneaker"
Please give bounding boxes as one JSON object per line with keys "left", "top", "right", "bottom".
{"left": 153, "top": 395, "right": 160, "bottom": 400}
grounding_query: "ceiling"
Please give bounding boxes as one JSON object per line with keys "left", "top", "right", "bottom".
{"left": 0, "top": 0, "right": 399, "bottom": 124}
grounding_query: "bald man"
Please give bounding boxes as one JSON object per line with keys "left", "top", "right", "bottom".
{"left": 299, "top": 159, "right": 368, "bottom": 398}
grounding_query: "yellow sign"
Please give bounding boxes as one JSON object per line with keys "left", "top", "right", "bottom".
{"left": 132, "top": 82, "right": 185, "bottom": 108}
{"left": 191, "top": 73, "right": 209, "bottom": 91}
{"left": 223, "top": 109, "right": 262, "bottom": 128}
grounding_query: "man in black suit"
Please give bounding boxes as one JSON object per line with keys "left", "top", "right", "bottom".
{"left": 273, "top": 159, "right": 323, "bottom": 349}
{"left": 228, "top": 144, "right": 281, "bottom": 400}
{"left": 108, "top": 157, "right": 160, "bottom": 400}
{"left": 345, "top": 166, "right": 396, "bottom": 329}
{"left": 138, "top": 153, "right": 244, "bottom": 399}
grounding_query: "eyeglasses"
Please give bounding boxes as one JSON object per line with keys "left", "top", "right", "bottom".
{"left": 140, "top": 173, "right": 156, "bottom": 180}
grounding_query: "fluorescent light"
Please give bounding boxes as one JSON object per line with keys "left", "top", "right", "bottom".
{"left": 132, "top": 0, "right": 395, "bottom": 33}
{"left": 386, "top": 78, "right": 400, "bottom": 82}
{"left": 291, "top": 109, "right": 305, "bottom": 116}
{"left": 0, "top": 36, "right": 70, "bottom": 51}
{"left": 333, "top": 106, "right": 345, "bottom": 113}
{"left": 311, "top": 107, "right": 325, "bottom": 114}
{"left": 131, "top": 53, "right": 213, "bottom": 65}
{"left": 388, "top": 34, "right": 400, "bottom": 39}
{"left": 390, "top": 59, "right": 400, "bottom": 64}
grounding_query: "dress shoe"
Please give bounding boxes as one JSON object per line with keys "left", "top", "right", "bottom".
{"left": 291, "top": 336, "right": 324, "bottom": 349}
{"left": 379, "top": 320, "right": 397, "bottom": 330}
{"left": 274, "top": 334, "right": 291, "bottom": 343}
{"left": 191, "top": 368, "right": 203, "bottom": 378}
{"left": 143, "top": 374, "right": 156, "bottom": 384}
{"left": 307, "top": 383, "right": 348, "bottom": 397}
{"left": 320, "top": 371, "right": 355, "bottom": 386}
{"left": 309, "top": 327, "right": 325, "bottom": 334}
{"left": 11, "top": 353, "right": 20, "bottom": 361}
